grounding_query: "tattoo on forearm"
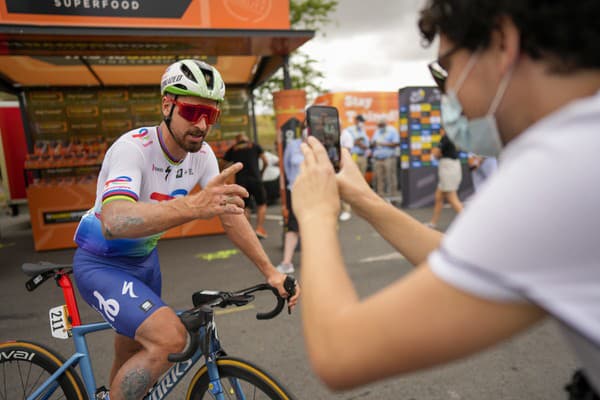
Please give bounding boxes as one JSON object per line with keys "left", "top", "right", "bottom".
{"left": 120, "top": 367, "right": 151, "bottom": 399}
{"left": 113, "top": 215, "right": 145, "bottom": 234}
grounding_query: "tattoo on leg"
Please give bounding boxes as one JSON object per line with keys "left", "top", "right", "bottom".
{"left": 120, "top": 368, "right": 150, "bottom": 400}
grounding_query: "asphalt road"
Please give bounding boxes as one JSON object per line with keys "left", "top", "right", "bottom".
{"left": 0, "top": 203, "right": 576, "bottom": 399}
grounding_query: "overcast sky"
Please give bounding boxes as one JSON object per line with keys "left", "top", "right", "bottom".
{"left": 297, "top": 0, "right": 437, "bottom": 93}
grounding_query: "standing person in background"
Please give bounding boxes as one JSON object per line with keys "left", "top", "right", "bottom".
{"left": 338, "top": 126, "right": 355, "bottom": 222}
{"left": 291, "top": 0, "right": 600, "bottom": 395}
{"left": 370, "top": 118, "right": 400, "bottom": 199}
{"left": 223, "top": 133, "right": 269, "bottom": 239}
{"left": 342, "top": 114, "right": 370, "bottom": 177}
{"left": 427, "top": 132, "right": 463, "bottom": 229}
{"left": 276, "top": 136, "right": 304, "bottom": 274}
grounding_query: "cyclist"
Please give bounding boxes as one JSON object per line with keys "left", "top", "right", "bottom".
{"left": 72, "top": 59, "right": 299, "bottom": 400}
{"left": 292, "top": 0, "right": 600, "bottom": 396}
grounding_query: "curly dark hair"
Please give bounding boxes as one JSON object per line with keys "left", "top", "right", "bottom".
{"left": 418, "top": 0, "right": 600, "bottom": 72}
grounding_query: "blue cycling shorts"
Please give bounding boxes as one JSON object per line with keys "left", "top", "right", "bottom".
{"left": 73, "top": 247, "right": 166, "bottom": 338}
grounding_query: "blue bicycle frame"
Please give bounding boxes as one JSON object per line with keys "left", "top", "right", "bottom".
{"left": 26, "top": 317, "right": 238, "bottom": 400}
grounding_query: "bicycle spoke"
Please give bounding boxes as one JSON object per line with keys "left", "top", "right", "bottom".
{"left": 16, "top": 360, "right": 27, "bottom": 398}
{"left": 1, "top": 362, "right": 6, "bottom": 400}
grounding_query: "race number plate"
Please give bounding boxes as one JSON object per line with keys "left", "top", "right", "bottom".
{"left": 49, "top": 305, "right": 71, "bottom": 339}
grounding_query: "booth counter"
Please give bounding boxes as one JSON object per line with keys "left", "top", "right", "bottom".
{"left": 26, "top": 180, "right": 224, "bottom": 252}
{"left": 0, "top": 0, "right": 314, "bottom": 251}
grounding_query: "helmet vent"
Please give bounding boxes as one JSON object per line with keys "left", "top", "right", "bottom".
{"left": 180, "top": 63, "right": 197, "bottom": 83}
{"left": 194, "top": 61, "right": 215, "bottom": 90}
{"left": 173, "top": 84, "right": 188, "bottom": 91}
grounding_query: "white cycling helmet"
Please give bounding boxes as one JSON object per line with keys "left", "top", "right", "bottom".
{"left": 160, "top": 59, "right": 225, "bottom": 102}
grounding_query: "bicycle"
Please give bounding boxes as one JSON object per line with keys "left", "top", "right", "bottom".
{"left": 1, "top": 261, "right": 297, "bottom": 400}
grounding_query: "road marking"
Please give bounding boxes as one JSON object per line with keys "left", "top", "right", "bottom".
{"left": 359, "top": 252, "right": 405, "bottom": 263}
{"left": 265, "top": 214, "right": 283, "bottom": 221}
{"left": 215, "top": 304, "right": 255, "bottom": 316}
{"left": 195, "top": 249, "right": 239, "bottom": 261}
{"left": 0, "top": 242, "right": 15, "bottom": 250}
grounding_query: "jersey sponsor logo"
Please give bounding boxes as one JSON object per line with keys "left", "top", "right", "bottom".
{"left": 140, "top": 300, "right": 154, "bottom": 312}
{"left": 122, "top": 281, "right": 138, "bottom": 298}
{"left": 156, "top": 166, "right": 192, "bottom": 180}
{"left": 105, "top": 176, "right": 132, "bottom": 187}
{"left": 132, "top": 128, "right": 149, "bottom": 138}
{"left": 150, "top": 189, "right": 189, "bottom": 202}
{"left": 93, "top": 290, "right": 120, "bottom": 322}
{"left": 132, "top": 128, "right": 153, "bottom": 147}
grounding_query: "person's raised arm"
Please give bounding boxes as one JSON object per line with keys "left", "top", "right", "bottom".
{"left": 292, "top": 137, "right": 545, "bottom": 390}
{"left": 101, "top": 163, "right": 248, "bottom": 239}
{"left": 335, "top": 144, "right": 442, "bottom": 266}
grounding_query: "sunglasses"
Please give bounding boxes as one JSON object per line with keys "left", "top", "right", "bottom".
{"left": 427, "top": 46, "right": 461, "bottom": 93}
{"left": 171, "top": 100, "right": 220, "bottom": 125}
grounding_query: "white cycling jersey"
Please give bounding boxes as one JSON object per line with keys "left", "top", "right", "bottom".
{"left": 74, "top": 126, "right": 219, "bottom": 257}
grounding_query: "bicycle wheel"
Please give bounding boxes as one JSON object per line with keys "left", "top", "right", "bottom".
{"left": 186, "top": 356, "right": 294, "bottom": 400}
{"left": 0, "top": 340, "right": 85, "bottom": 400}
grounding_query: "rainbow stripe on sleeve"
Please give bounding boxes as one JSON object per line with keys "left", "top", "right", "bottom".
{"left": 102, "top": 189, "right": 139, "bottom": 205}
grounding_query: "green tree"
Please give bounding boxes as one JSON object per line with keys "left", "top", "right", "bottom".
{"left": 253, "top": 0, "right": 339, "bottom": 113}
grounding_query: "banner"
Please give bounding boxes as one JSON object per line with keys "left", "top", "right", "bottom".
{"left": 313, "top": 91, "right": 398, "bottom": 138}
{"left": 272, "top": 89, "right": 305, "bottom": 228}
{"left": 0, "top": 0, "right": 290, "bottom": 29}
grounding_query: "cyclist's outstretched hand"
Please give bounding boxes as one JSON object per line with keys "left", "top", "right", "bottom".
{"left": 268, "top": 271, "right": 300, "bottom": 311}
{"left": 183, "top": 162, "right": 249, "bottom": 219}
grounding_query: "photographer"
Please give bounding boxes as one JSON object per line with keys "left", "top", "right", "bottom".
{"left": 292, "top": 0, "right": 600, "bottom": 395}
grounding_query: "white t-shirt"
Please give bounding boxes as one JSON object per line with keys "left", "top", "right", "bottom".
{"left": 74, "top": 126, "right": 219, "bottom": 257}
{"left": 428, "top": 92, "right": 600, "bottom": 391}
{"left": 340, "top": 129, "right": 354, "bottom": 150}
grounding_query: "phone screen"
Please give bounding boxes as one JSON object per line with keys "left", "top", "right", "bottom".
{"left": 305, "top": 105, "right": 341, "bottom": 171}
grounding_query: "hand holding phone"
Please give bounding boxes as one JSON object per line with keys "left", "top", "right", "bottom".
{"left": 305, "top": 105, "right": 341, "bottom": 172}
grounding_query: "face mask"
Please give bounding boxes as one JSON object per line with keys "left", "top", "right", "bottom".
{"left": 441, "top": 53, "right": 513, "bottom": 157}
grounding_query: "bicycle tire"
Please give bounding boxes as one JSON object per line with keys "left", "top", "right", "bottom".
{"left": 0, "top": 340, "right": 85, "bottom": 400}
{"left": 186, "top": 356, "right": 294, "bottom": 400}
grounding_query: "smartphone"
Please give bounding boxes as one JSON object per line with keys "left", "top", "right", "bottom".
{"left": 305, "top": 105, "right": 341, "bottom": 171}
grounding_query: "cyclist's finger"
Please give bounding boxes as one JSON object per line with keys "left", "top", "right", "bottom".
{"left": 221, "top": 202, "right": 245, "bottom": 215}
{"left": 216, "top": 183, "right": 249, "bottom": 199}
{"left": 221, "top": 194, "right": 245, "bottom": 209}
{"left": 207, "top": 162, "right": 243, "bottom": 187}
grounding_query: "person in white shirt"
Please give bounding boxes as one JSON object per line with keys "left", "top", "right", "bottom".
{"left": 291, "top": 0, "right": 600, "bottom": 396}
{"left": 73, "top": 60, "right": 299, "bottom": 400}
{"left": 338, "top": 126, "right": 355, "bottom": 221}
{"left": 341, "top": 114, "right": 370, "bottom": 176}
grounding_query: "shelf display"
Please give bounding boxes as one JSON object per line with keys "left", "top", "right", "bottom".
{"left": 399, "top": 86, "right": 473, "bottom": 208}
{"left": 23, "top": 86, "right": 252, "bottom": 251}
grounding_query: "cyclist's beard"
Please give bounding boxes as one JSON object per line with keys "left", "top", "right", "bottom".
{"left": 173, "top": 127, "right": 208, "bottom": 153}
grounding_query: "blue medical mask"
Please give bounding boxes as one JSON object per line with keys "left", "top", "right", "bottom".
{"left": 441, "top": 53, "right": 513, "bottom": 157}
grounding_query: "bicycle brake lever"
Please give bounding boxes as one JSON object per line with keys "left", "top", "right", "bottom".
{"left": 283, "top": 275, "right": 297, "bottom": 315}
